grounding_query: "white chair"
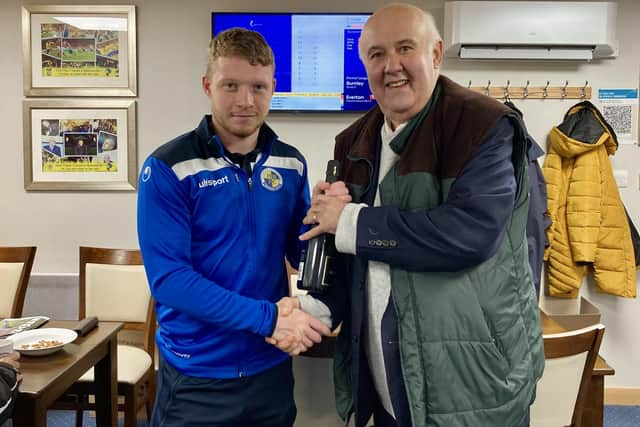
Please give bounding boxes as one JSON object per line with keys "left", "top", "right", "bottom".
{"left": 0, "top": 246, "right": 36, "bottom": 318}
{"left": 530, "top": 323, "right": 605, "bottom": 427}
{"left": 58, "top": 246, "right": 156, "bottom": 427}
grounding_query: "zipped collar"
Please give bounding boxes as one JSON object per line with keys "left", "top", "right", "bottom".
{"left": 194, "top": 114, "right": 278, "bottom": 159}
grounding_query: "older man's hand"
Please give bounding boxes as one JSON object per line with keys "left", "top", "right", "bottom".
{"left": 300, "top": 180, "right": 351, "bottom": 241}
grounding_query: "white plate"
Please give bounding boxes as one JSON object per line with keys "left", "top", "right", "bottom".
{"left": 8, "top": 328, "right": 78, "bottom": 356}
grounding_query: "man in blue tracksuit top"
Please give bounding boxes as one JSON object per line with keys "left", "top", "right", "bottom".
{"left": 137, "top": 28, "right": 330, "bottom": 427}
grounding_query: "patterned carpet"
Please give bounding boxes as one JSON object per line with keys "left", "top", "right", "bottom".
{"left": 1, "top": 411, "right": 147, "bottom": 427}
{"left": 605, "top": 405, "right": 640, "bottom": 427}
{"left": 2, "top": 406, "right": 640, "bottom": 426}
{"left": 47, "top": 411, "right": 148, "bottom": 427}
{"left": 49, "top": 406, "right": 640, "bottom": 426}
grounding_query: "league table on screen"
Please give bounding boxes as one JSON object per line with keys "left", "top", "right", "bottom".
{"left": 212, "top": 13, "right": 375, "bottom": 112}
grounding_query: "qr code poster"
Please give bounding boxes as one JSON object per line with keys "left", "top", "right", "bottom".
{"left": 598, "top": 88, "right": 638, "bottom": 145}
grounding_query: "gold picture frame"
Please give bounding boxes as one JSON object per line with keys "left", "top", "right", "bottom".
{"left": 23, "top": 99, "right": 137, "bottom": 191}
{"left": 22, "top": 5, "right": 137, "bottom": 97}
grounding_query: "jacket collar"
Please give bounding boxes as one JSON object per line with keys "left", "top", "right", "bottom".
{"left": 194, "top": 114, "right": 278, "bottom": 157}
{"left": 389, "top": 81, "right": 440, "bottom": 154}
{"left": 346, "top": 77, "right": 442, "bottom": 161}
{"left": 345, "top": 107, "right": 384, "bottom": 163}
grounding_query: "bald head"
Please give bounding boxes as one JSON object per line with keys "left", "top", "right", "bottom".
{"left": 357, "top": 3, "right": 443, "bottom": 128}
{"left": 359, "top": 3, "right": 441, "bottom": 60}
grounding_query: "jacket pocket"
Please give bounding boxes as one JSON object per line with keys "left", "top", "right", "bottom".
{"left": 480, "top": 306, "right": 508, "bottom": 365}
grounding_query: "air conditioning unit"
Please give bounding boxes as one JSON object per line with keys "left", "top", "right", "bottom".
{"left": 444, "top": 1, "right": 618, "bottom": 61}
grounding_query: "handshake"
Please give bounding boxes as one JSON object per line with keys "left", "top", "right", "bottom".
{"left": 265, "top": 297, "right": 332, "bottom": 356}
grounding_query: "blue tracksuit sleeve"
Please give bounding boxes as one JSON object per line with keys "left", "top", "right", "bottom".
{"left": 137, "top": 157, "right": 276, "bottom": 337}
{"left": 355, "top": 117, "right": 516, "bottom": 271}
{"left": 285, "top": 161, "right": 311, "bottom": 268}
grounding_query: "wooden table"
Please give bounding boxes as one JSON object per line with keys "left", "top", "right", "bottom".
{"left": 540, "top": 312, "right": 614, "bottom": 427}
{"left": 13, "top": 320, "right": 122, "bottom": 427}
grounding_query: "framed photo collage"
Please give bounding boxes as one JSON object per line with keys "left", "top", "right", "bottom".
{"left": 21, "top": 5, "right": 137, "bottom": 191}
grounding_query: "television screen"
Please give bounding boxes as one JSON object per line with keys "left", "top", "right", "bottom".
{"left": 211, "top": 13, "right": 376, "bottom": 112}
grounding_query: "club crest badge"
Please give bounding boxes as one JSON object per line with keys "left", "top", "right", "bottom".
{"left": 260, "top": 167, "right": 283, "bottom": 191}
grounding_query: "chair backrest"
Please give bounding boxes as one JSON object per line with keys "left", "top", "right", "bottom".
{"left": 0, "top": 246, "right": 37, "bottom": 318}
{"left": 530, "top": 323, "right": 605, "bottom": 427}
{"left": 79, "top": 246, "right": 155, "bottom": 354}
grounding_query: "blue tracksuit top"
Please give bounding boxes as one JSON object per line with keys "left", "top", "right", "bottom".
{"left": 137, "top": 115, "right": 310, "bottom": 378}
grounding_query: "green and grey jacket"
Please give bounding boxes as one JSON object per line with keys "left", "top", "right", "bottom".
{"left": 316, "top": 75, "right": 544, "bottom": 427}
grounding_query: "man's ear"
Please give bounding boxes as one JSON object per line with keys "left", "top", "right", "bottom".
{"left": 272, "top": 78, "right": 276, "bottom": 95}
{"left": 202, "top": 75, "right": 212, "bottom": 97}
{"left": 432, "top": 39, "right": 443, "bottom": 69}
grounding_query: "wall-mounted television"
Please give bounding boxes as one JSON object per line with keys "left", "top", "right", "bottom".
{"left": 211, "top": 12, "right": 375, "bottom": 113}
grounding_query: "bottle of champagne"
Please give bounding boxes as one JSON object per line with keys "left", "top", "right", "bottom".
{"left": 297, "top": 160, "right": 341, "bottom": 293}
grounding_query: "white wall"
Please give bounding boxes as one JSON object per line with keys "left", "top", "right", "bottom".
{"left": 1, "top": 0, "right": 639, "bottom": 405}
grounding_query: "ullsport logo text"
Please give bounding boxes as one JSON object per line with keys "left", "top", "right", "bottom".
{"left": 198, "top": 175, "right": 229, "bottom": 189}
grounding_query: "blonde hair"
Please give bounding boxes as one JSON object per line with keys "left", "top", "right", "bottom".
{"left": 206, "top": 28, "right": 274, "bottom": 76}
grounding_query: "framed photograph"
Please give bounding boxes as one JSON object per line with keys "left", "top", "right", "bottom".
{"left": 23, "top": 99, "right": 137, "bottom": 191}
{"left": 22, "top": 5, "right": 137, "bottom": 97}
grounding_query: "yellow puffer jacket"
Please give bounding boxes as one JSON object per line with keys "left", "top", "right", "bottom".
{"left": 543, "top": 101, "right": 637, "bottom": 298}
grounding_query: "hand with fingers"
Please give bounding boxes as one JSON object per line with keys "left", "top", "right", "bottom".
{"left": 301, "top": 180, "right": 352, "bottom": 241}
{"left": 276, "top": 296, "right": 300, "bottom": 316}
{"left": 265, "top": 297, "right": 301, "bottom": 349}
{"left": 266, "top": 303, "right": 332, "bottom": 356}
{"left": 265, "top": 297, "right": 303, "bottom": 353}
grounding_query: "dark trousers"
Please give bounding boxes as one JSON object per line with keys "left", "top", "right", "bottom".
{"left": 150, "top": 354, "right": 296, "bottom": 427}
{"left": 372, "top": 403, "right": 400, "bottom": 427}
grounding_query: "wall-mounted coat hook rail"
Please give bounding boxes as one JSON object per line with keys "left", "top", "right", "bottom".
{"left": 464, "top": 82, "right": 592, "bottom": 100}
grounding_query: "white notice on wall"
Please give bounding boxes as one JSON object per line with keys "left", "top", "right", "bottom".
{"left": 597, "top": 88, "right": 639, "bottom": 145}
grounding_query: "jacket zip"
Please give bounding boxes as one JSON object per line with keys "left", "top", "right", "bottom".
{"left": 210, "top": 133, "right": 274, "bottom": 376}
